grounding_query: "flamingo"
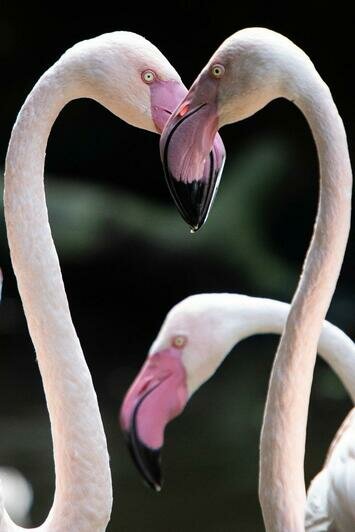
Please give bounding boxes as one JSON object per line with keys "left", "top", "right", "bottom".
{"left": 135, "top": 28, "right": 351, "bottom": 530}
{"left": 120, "top": 292, "right": 355, "bottom": 529}
{"left": 2, "top": 31, "right": 224, "bottom": 531}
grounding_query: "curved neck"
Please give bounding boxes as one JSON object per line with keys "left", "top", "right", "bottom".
{"left": 258, "top": 67, "right": 352, "bottom": 529}
{"left": 237, "top": 297, "right": 355, "bottom": 402}
{"left": 3, "top": 62, "right": 112, "bottom": 530}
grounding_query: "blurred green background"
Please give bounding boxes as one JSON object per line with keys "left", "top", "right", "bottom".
{"left": 0, "top": 2, "right": 354, "bottom": 530}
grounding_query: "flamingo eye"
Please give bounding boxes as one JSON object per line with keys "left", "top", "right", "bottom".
{"left": 142, "top": 70, "right": 156, "bottom": 84}
{"left": 210, "top": 64, "right": 225, "bottom": 79}
{"left": 172, "top": 335, "right": 187, "bottom": 349}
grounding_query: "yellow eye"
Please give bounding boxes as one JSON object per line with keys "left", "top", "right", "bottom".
{"left": 172, "top": 335, "right": 187, "bottom": 349}
{"left": 210, "top": 64, "right": 225, "bottom": 79}
{"left": 142, "top": 69, "right": 156, "bottom": 84}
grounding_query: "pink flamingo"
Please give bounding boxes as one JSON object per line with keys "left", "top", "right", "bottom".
{"left": 2, "top": 31, "right": 224, "bottom": 531}
{"left": 124, "top": 28, "right": 352, "bottom": 530}
{"left": 121, "top": 292, "right": 355, "bottom": 530}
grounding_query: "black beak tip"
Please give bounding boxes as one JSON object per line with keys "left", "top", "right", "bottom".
{"left": 124, "top": 430, "right": 163, "bottom": 492}
{"left": 162, "top": 172, "right": 210, "bottom": 232}
{"left": 162, "top": 137, "right": 224, "bottom": 232}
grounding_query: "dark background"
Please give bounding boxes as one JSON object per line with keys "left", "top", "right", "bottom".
{"left": 0, "top": 2, "right": 354, "bottom": 530}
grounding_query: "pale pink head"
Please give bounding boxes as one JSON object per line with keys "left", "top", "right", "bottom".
{"left": 160, "top": 28, "right": 290, "bottom": 230}
{"left": 120, "top": 293, "right": 246, "bottom": 490}
{"left": 82, "top": 31, "right": 188, "bottom": 134}
{"left": 79, "top": 31, "right": 226, "bottom": 228}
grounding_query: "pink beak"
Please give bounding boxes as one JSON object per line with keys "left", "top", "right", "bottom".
{"left": 160, "top": 72, "right": 226, "bottom": 231}
{"left": 150, "top": 79, "right": 188, "bottom": 134}
{"left": 120, "top": 347, "right": 187, "bottom": 491}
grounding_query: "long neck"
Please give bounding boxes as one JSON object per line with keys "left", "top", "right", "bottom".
{"left": 258, "top": 67, "right": 352, "bottom": 530}
{"left": 237, "top": 297, "right": 355, "bottom": 402}
{"left": 3, "top": 61, "right": 112, "bottom": 531}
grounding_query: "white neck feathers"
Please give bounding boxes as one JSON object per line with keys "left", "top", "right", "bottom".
{"left": 258, "top": 47, "right": 351, "bottom": 531}
{"left": 234, "top": 297, "right": 355, "bottom": 401}
{"left": 3, "top": 51, "right": 112, "bottom": 531}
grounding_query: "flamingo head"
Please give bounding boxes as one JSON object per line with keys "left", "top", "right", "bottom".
{"left": 120, "top": 293, "right": 245, "bottom": 490}
{"left": 70, "top": 31, "right": 226, "bottom": 228}
{"left": 68, "top": 31, "right": 187, "bottom": 133}
{"left": 160, "top": 28, "right": 288, "bottom": 230}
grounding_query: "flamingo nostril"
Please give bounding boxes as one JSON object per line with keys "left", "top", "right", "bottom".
{"left": 138, "top": 381, "right": 151, "bottom": 395}
{"left": 178, "top": 103, "right": 189, "bottom": 117}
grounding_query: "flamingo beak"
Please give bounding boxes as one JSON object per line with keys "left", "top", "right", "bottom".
{"left": 160, "top": 75, "right": 226, "bottom": 231}
{"left": 122, "top": 386, "right": 163, "bottom": 491}
{"left": 120, "top": 348, "right": 187, "bottom": 491}
{"left": 150, "top": 79, "right": 188, "bottom": 133}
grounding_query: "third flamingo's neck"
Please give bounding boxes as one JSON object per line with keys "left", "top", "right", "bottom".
{"left": 4, "top": 59, "right": 112, "bottom": 530}
{"left": 236, "top": 297, "right": 355, "bottom": 402}
{"left": 258, "top": 69, "right": 352, "bottom": 530}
